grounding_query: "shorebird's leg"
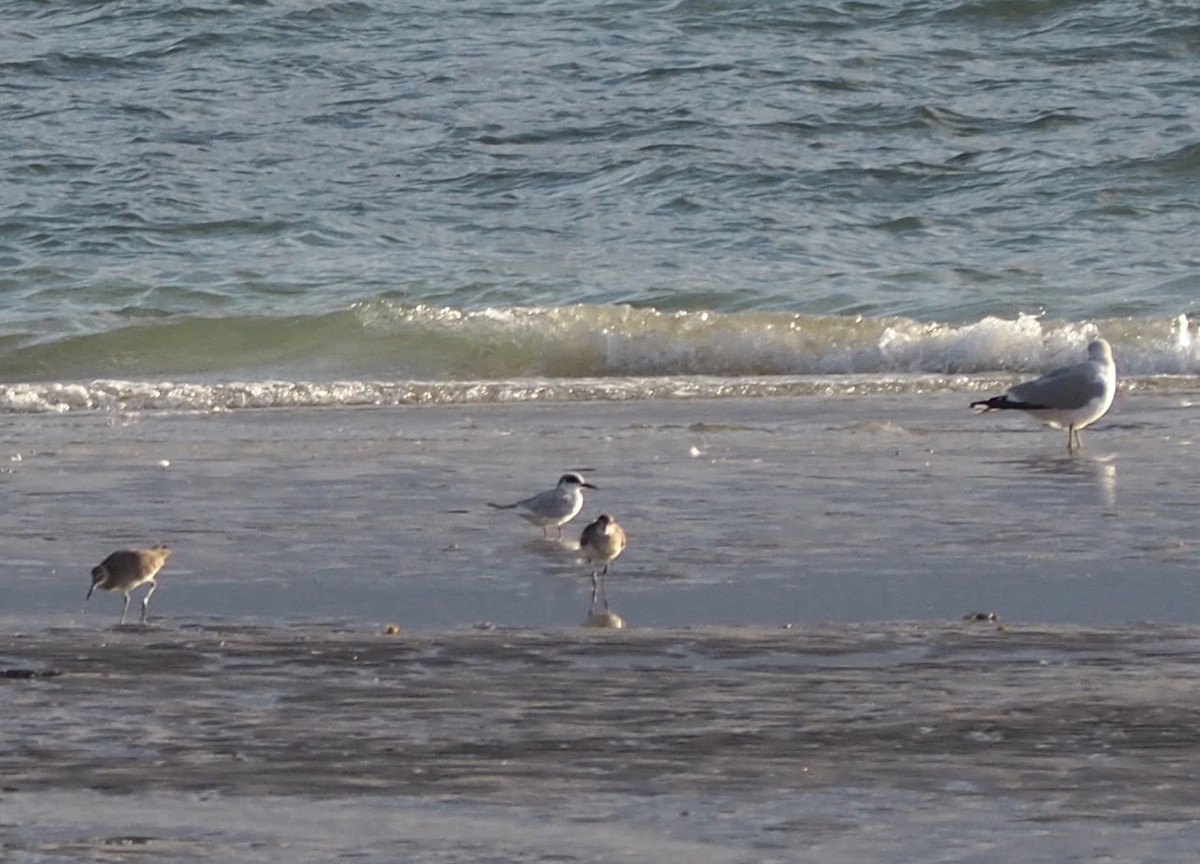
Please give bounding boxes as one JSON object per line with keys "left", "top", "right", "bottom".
{"left": 120, "top": 593, "right": 131, "bottom": 625}
{"left": 599, "top": 565, "right": 610, "bottom": 611}
{"left": 141, "top": 580, "right": 158, "bottom": 623}
{"left": 589, "top": 570, "right": 599, "bottom": 613}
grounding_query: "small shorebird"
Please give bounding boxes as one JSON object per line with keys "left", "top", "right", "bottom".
{"left": 579, "top": 514, "right": 626, "bottom": 613}
{"left": 488, "top": 472, "right": 597, "bottom": 538}
{"left": 970, "top": 338, "right": 1116, "bottom": 452}
{"left": 84, "top": 545, "right": 172, "bottom": 625}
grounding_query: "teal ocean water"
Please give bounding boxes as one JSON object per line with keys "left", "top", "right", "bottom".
{"left": 2, "top": 0, "right": 1198, "bottom": 407}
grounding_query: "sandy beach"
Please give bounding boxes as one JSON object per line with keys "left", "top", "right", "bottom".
{"left": 4, "top": 622, "right": 1200, "bottom": 862}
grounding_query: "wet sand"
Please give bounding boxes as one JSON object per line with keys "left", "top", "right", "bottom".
{"left": 3, "top": 622, "right": 1200, "bottom": 861}
{"left": 0, "top": 386, "right": 1196, "bottom": 629}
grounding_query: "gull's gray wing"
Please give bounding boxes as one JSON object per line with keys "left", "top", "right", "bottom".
{"left": 1007, "top": 362, "right": 1105, "bottom": 410}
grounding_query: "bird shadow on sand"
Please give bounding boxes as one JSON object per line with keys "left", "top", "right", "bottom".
{"left": 985, "top": 451, "right": 1118, "bottom": 511}
{"left": 583, "top": 607, "right": 625, "bottom": 629}
{"left": 996, "top": 451, "right": 1117, "bottom": 476}
{"left": 521, "top": 536, "right": 581, "bottom": 555}
{"left": 83, "top": 621, "right": 167, "bottom": 633}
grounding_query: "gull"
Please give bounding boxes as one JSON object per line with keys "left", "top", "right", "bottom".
{"left": 579, "top": 514, "right": 626, "bottom": 613}
{"left": 487, "top": 472, "right": 597, "bottom": 538}
{"left": 84, "top": 545, "right": 172, "bottom": 624}
{"left": 970, "top": 338, "right": 1116, "bottom": 452}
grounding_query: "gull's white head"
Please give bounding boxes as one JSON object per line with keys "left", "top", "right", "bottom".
{"left": 1087, "top": 338, "right": 1113, "bottom": 364}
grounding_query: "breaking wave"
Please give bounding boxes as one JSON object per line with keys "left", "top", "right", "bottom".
{"left": 0, "top": 303, "right": 1195, "bottom": 412}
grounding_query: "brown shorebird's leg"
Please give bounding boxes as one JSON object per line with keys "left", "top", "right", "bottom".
{"left": 141, "top": 580, "right": 158, "bottom": 623}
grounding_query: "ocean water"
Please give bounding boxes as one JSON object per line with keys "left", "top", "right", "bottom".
{"left": 3, "top": 3, "right": 1200, "bottom": 860}
{"left": 1, "top": 0, "right": 1198, "bottom": 393}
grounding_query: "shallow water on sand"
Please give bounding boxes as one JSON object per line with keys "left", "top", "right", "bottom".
{"left": 0, "top": 387, "right": 1196, "bottom": 630}
{"left": 4, "top": 623, "right": 1200, "bottom": 862}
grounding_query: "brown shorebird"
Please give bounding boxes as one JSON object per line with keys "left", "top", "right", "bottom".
{"left": 84, "top": 545, "right": 172, "bottom": 625}
{"left": 488, "top": 472, "right": 597, "bottom": 538}
{"left": 579, "top": 514, "right": 626, "bottom": 613}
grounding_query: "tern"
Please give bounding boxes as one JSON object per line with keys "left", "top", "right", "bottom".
{"left": 488, "top": 472, "right": 597, "bottom": 538}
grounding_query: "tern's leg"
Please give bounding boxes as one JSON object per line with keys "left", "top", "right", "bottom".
{"left": 141, "top": 580, "right": 158, "bottom": 623}
{"left": 119, "top": 593, "right": 131, "bottom": 625}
